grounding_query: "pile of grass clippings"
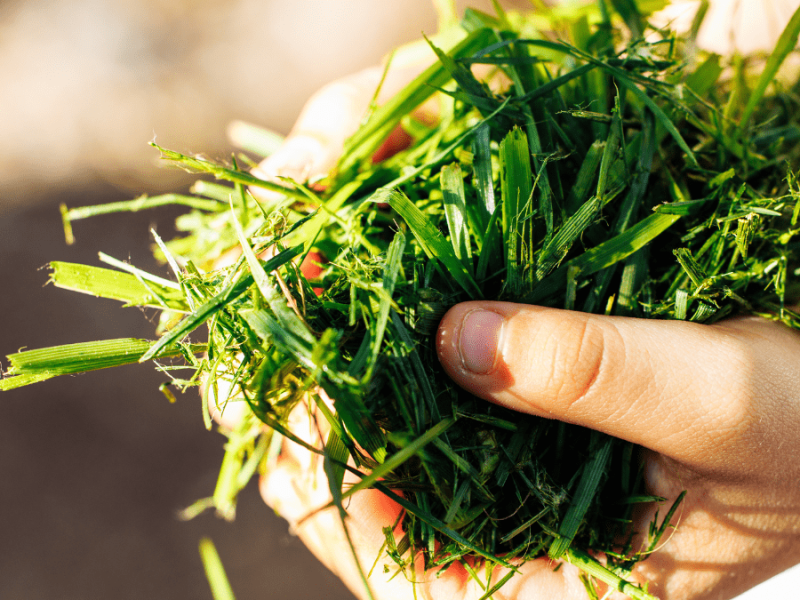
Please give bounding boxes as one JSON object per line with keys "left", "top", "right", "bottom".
{"left": 5, "top": 1, "right": 800, "bottom": 598}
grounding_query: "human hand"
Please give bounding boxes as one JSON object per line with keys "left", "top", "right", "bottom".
{"left": 227, "top": 6, "right": 800, "bottom": 597}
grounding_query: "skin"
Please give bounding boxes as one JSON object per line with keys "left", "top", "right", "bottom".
{"left": 225, "top": 39, "right": 800, "bottom": 600}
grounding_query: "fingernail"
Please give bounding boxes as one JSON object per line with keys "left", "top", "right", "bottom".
{"left": 458, "top": 309, "right": 504, "bottom": 374}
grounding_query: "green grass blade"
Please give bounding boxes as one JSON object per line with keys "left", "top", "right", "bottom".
{"left": 646, "top": 491, "right": 687, "bottom": 552}
{"left": 609, "top": 0, "right": 643, "bottom": 38}
{"left": 441, "top": 164, "right": 474, "bottom": 276}
{"left": 471, "top": 122, "right": 496, "bottom": 219}
{"left": 516, "top": 63, "right": 596, "bottom": 104}
{"left": 1, "top": 338, "right": 192, "bottom": 390}
{"left": 500, "top": 126, "right": 533, "bottom": 288}
{"left": 191, "top": 180, "right": 238, "bottom": 202}
{"left": 477, "top": 569, "right": 515, "bottom": 600}
{"left": 227, "top": 120, "right": 285, "bottom": 157}
{"left": 424, "top": 33, "right": 499, "bottom": 115}
{"left": 365, "top": 232, "right": 406, "bottom": 378}
{"left": 320, "top": 426, "right": 377, "bottom": 600}
{"left": 212, "top": 421, "right": 255, "bottom": 521}
{"left": 0, "top": 372, "right": 56, "bottom": 390}
{"left": 613, "top": 110, "right": 655, "bottom": 234}
{"left": 324, "top": 428, "right": 351, "bottom": 507}
{"left": 389, "top": 311, "right": 440, "bottom": 425}
{"left": 5, "top": 338, "right": 184, "bottom": 373}
{"left": 549, "top": 438, "right": 613, "bottom": 559}
{"left": 338, "top": 28, "right": 493, "bottom": 173}
{"left": 240, "top": 309, "right": 314, "bottom": 371}
{"left": 381, "top": 189, "right": 482, "bottom": 299}
{"left": 63, "top": 194, "right": 223, "bottom": 223}
{"left": 370, "top": 481, "right": 514, "bottom": 569}
{"left": 528, "top": 212, "right": 681, "bottom": 303}
{"left": 566, "top": 140, "right": 605, "bottom": 213}
{"left": 341, "top": 418, "right": 456, "bottom": 501}
{"left": 614, "top": 75, "right": 699, "bottom": 168}
{"left": 536, "top": 195, "right": 602, "bottom": 280}
{"left": 230, "top": 202, "right": 314, "bottom": 345}
{"left": 685, "top": 54, "right": 723, "bottom": 98}
{"left": 595, "top": 93, "right": 623, "bottom": 202}
{"left": 431, "top": 437, "right": 494, "bottom": 500}
{"left": 566, "top": 548, "right": 657, "bottom": 600}
{"left": 739, "top": 3, "right": 800, "bottom": 132}
{"left": 475, "top": 204, "right": 502, "bottom": 282}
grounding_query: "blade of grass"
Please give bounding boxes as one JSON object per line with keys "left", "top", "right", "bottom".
{"left": 49, "top": 262, "right": 188, "bottom": 312}
{"left": 471, "top": 122, "right": 496, "bottom": 219}
{"left": 527, "top": 212, "right": 682, "bottom": 303}
{"left": 380, "top": 189, "right": 482, "bottom": 299}
{"left": 566, "top": 548, "right": 657, "bottom": 600}
{"left": 739, "top": 3, "right": 800, "bottom": 132}
{"left": 500, "top": 127, "right": 533, "bottom": 290}
{"left": 62, "top": 194, "right": 222, "bottom": 223}
{"left": 549, "top": 437, "right": 613, "bottom": 559}
{"left": 226, "top": 120, "right": 285, "bottom": 157}
{"left": 342, "top": 418, "right": 456, "bottom": 500}
{"left": 322, "top": 428, "right": 378, "bottom": 600}
{"left": 150, "top": 143, "right": 307, "bottom": 200}
{"left": 139, "top": 245, "right": 303, "bottom": 363}
{"left": 230, "top": 200, "right": 314, "bottom": 345}
{"left": 339, "top": 28, "right": 494, "bottom": 173}
{"left": 364, "top": 232, "right": 406, "bottom": 379}
{"left": 199, "top": 538, "right": 236, "bottom": 600}
{"left": 441, "top": 164, "right": 474, "bottom": 276}
{"left": 1, "top": 338, "right": 195, "bottom": 390}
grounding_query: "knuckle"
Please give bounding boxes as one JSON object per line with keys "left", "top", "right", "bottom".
{"left": 534, "top": 315, "right": 613, "bottom": 415}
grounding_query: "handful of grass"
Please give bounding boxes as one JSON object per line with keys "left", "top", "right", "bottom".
{"left": 5, "top": 1, "right": 800, "bottom": 598}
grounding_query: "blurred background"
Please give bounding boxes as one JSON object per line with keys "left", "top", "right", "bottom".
{"left": 2, "top": 1, "right": 800, "bottom": 599}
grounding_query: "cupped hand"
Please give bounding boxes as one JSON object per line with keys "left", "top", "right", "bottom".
{"left": 232, "top": 23, "right": 800, "bottom": 598}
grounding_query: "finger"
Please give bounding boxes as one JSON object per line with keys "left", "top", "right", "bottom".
{"left": 204, "top": 366, "right": 250, "bottom": 431}
{"left": 251, "top": 65, "right": 426, "bottom": 202}
{"left": 436, "top": 302, "right": 800, "bottom": 477}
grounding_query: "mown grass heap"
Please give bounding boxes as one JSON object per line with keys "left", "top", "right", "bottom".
{"left": 5, "top": 1, "right": 800, "bottom": 598}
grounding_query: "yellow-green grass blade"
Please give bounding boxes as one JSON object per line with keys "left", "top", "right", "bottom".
{"left": 226, "top": 120, "right": 284, "bottom": 158}
{"left": 566, "top": 548, "right": 657, "bottom": 600}
{"left": 62, "top": 194, "right": 222, "bottom": 222}
{"left": 1, "top": 338, "right": 194, "bottom": 390}
{"left": 150, "top": 143, "right": 307, "bottom": 201}
{"left": 139, "top": 245, "right": 304, "bottom": 363}
{"left": 50, "top": 262, "right": 188, "bottom": 312}
{"left": 199, "top": 538, "right": 236, "bottom": 600}
{"left": 441, "top": 164, "right": 474, "bottom": 277}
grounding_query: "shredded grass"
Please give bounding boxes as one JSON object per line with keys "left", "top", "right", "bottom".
{"left": 5, "top": 1, "right": 800, "bottom": 597}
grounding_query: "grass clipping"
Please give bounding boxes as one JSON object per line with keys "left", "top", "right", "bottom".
{"left": 6, "top": 2, "right": 800, "bottom": 598}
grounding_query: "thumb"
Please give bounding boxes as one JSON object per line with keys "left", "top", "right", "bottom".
{"left": 435, "top": 301, "right": 800, "bottom": 474}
